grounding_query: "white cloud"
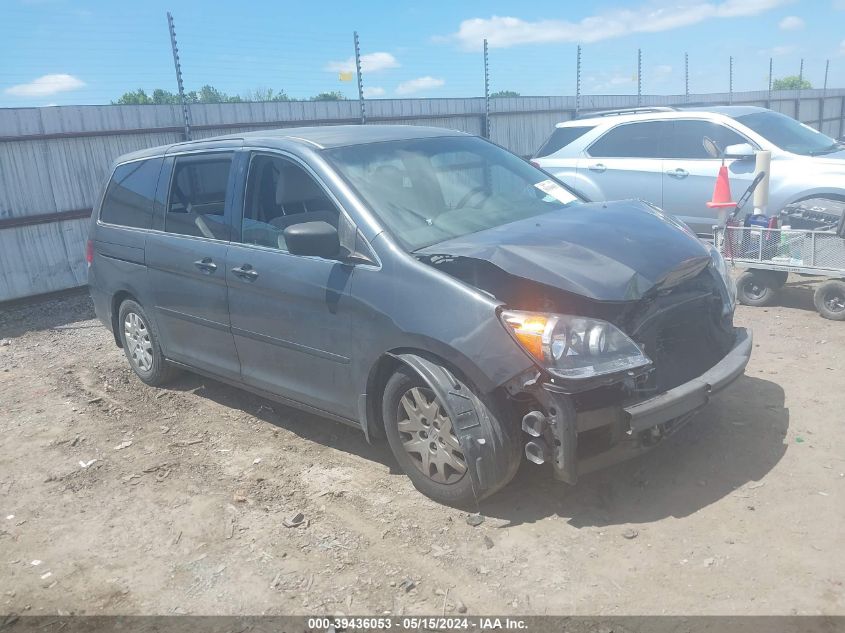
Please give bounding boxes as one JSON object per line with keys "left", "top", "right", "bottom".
{"left": 447, "top": 0, "right": 790, "bottom": 49}
{"left": 778, "top": 15, "right": 804, "bottom": 30}
{"left": 759, "top": 44, "right": 797, "bottom": 56}
{"left": 324, "top": 52, "right": 399, "bottom": 74}
{"left": 4, "top": 73, "right": 85, "bottom": 97}
{"left": 363, "top": 86, "right": 385, "bottom": 97}
{"left": 834, "top": 0, "right": 845, "bottom": 9}
{"left": 840, "top": 39, "right": 845, "bottom": 55}
{"left": 395, "top": 76, "right": 445, "bottom": 95}
{"left": 654, "top": 64, "right": 673, "bottom": 77}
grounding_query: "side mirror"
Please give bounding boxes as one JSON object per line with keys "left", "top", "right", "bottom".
{"left": 724, "top": 143, "right": 755, "bottom": 159}
{"left": 283, "top": 221, "right": 340, "bottom": 259}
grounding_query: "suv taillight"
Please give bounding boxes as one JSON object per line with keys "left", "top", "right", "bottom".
{"left": 85, "top": 240, "right": 94, "bottom": 266}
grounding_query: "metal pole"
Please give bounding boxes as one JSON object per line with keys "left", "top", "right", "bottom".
{"left": 637, "top": 48, "right": 642, "bottom": 106}
{"left": 728, "top": 56, "right": 733, "bottom": 105}
{"left": 167, "top": 12, "right": 191, "bottom": 141}
{"left": 353, "top": 31, "right": 366, "bottom": 125}
{"left": 767, "top": 57, "right": 773, "bottom": 109}
{"left": 575, "top": 44, "right": 582, "bottom": 117}
{"left": 797, "top": 57, "right": 804, "bottom": 121}
{"left": 483, "top": 38, "right": 490, "bottom": 139}
{"left": 820, "top": 59, "right": 829, "bottom": 132}
{"left": 684, "top": 52, "right": 689, "bottom": 103}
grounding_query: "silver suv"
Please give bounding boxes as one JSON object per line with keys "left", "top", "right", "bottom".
{"left": 533, "top": 106, "right": 845, "bottom": 235}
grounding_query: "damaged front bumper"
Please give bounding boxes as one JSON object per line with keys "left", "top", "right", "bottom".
{"left": 527, "top": 327, "right": 752, "bottom": 484}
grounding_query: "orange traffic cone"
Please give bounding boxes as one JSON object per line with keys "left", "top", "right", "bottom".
{"left": 706, "top": 165, "right": 737, "bottom": 208}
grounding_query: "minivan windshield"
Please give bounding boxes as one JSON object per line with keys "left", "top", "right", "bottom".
{"left": 325, "top": 136, "right": 583, "bottom": 251}
{"left": 734, "top": 111, "right": 841, "bottom": 156}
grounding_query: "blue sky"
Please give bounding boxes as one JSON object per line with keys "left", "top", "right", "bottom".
{"left": 2, "top": 0, "right": 844, "bottom": 107}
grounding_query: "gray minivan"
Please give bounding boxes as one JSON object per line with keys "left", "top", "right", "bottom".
{"left": 87, "top": 125, "right": 751, "bottom": 505}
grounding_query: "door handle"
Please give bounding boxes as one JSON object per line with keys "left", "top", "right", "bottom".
{"left": 193, "top": 257, "right": 217, "bottom": 273}
{"left": 232, "top": 264, "right": 259, "bottom": 281}
{"left": 588, "top": 163, "right": 607, "bottom": 173}
{"left": 666, "top": 168, "right": 689, "bottom": 179}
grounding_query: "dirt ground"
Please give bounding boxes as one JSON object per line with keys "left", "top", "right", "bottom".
{"left": 0, "top": 277, "right": 843, "bottom": 617}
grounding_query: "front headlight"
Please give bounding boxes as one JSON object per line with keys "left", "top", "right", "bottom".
{"left": 500, "top": 310, "right": 651, "bottom": 380}
{"left": 708, "top": 243, "right": 736, "bottom": 312}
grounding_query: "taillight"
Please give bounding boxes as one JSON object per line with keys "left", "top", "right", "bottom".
{"left": 85, "top": 240, "right": 94, "bottom": 266}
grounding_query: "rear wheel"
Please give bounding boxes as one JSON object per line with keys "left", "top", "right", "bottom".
{"left": 382, "top": 366, "right": 519, "bottom": 506}
{"left": 117, "top": 299, "right": 177, "bottom": 386}
{"left": 736, "top": 270, "right": 779, "bottom": 307}
{"left": 814, "top": 280, "right": 845, "bottom": 321}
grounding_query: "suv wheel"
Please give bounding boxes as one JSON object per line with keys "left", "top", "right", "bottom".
{"left": 118, "top": 299, "right": 177, "bottom": 386}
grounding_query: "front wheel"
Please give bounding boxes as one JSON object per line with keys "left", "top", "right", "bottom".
{"left": 814, "top": 280, "right": 845, "bottom": 321}
{"left": 382, "top": 366, "right": 520, "bottom": 506}
{"left": 736, "top": 270, "right": 779, "bottom": 307}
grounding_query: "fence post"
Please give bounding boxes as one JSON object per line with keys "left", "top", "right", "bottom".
{"left": 637, "top": 48, "right": 642, "bottom": 106}
{"left": 483, "top": 38, "right": 490, "bottom": 139}
{"left": 353, "top": 31, "right": 366, "bottom": 125}
{"left": 840, "top": 95, "right": 845, "bottom": 140}
{"left": 728, "top": 56, "right": 733, "bottom": 105}
{"left": 166, "top": 12, "right": 191, "bottom": 142}
{"left": 767, "top": 57, "right": 773, "bottom": 109}
{"left": 575, "top": 44, "right": 582, "bottom": 117}
{"left": 684, "top": 52, "right": 689, "bottom": 103}
{"left": 819, "top": 59, "right": 829, "bottom": 132}
{"left": 796, "top": 57, "right": 804, "bottom": 120}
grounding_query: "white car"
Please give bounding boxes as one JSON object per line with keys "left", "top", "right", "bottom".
{"left": 532, "top": 106, "right": 845, "bottom": 235}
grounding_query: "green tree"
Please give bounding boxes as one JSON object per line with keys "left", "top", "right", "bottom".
{"left": 490, "top": 90, "right": 520, "bottom": 98}
{"left": 112, "top": 89, "right": 154, "bottom": 105}
{"left": 772, "top": 75, "right": 812, "bottom": 90}
{"left": 240, "top": 87, "right": 290, "bottom": 102}
{"left": 309, "top": 91, "right": 346, "bottom": 101}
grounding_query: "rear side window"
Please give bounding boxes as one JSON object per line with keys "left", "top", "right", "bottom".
{"left": 165, "top": 154, "right": 233, "bottom": 240}
{"left": 534, "top": 126, "right": 595, "bottom": 158}
{"left": 587, "top": 121, "right": 670, "bottom": 158}
{"left": 99, "top": 158, "right": 163, "bottom": 229}
{"left": 666, "top": 121, "right": 749, "bottom": 159}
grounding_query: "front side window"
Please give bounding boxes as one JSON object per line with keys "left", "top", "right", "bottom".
{"left": 734, "top": 111, "right": 840, "bottom": 156}
{"left": 165, "top": 154, "right": 233, "bottom": 239}
{"left": 241, "top": 154, "right": 340, "bottom": 251}
{"left": 666, "top": 120, "right": 748, "bottom": 159}
{"left": 587, "top": 121, "right": 670, "bottom": 158}
{"left": 100, "top": 158, "right": 163, "bottom": 229}
{"left": 325, "top": 135, "right": 582, "bottom": 251}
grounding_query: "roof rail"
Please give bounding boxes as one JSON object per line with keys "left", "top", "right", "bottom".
{"left": 574, "top": 106, "right": 678, "bottom": 120}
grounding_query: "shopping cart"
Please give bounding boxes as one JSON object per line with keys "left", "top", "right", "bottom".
{"left": 714, "top": 218, "right": 845, "bottom": 320}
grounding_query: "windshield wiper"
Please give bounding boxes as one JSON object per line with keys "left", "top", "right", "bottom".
{"left": 808, "top": 143, "right": 844, "bottom": 156}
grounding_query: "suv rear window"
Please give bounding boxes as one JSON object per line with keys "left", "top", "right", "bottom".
{"left": 534, "top": 126, "right": 595, "bottom": 158}
{"left": 99, "top": 158, "right": 163, "bottom": 229}
{"left": 587, "top": 121, "right": 671, "bottom": 158}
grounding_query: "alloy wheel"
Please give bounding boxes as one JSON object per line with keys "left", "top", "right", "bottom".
{"left": 396, "top": 387, "right": 467, "bottom": 484}
{"left": 123, "top": 312, "right": 153, "bottom": 372}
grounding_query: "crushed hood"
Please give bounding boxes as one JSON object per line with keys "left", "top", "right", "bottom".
{"left": 416, "top": 200, "right": 711, "bottom": 302}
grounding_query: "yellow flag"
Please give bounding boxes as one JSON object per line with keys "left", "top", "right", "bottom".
{"left": 338, "top": 71, "right": 354, "bottom": 82}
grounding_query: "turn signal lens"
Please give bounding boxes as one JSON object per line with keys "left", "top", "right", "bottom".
{"left": 85, "top": 240, "right": 94, "bottom": 266}
{"left": 501, "top": 312, "right": 555, "bottom": 362}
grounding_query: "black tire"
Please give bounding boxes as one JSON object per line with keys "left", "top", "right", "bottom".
{"left": 736, "top": 270, "right": 779, "bottom": 307}
{"left": 382, "top": 366, "right": 519, "bottom": 506}
{"left": 117, "top": 299, "right": 177, "bottom": 386}
{"left": 814, "top": 280, "right": 845, "bottom": 321}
